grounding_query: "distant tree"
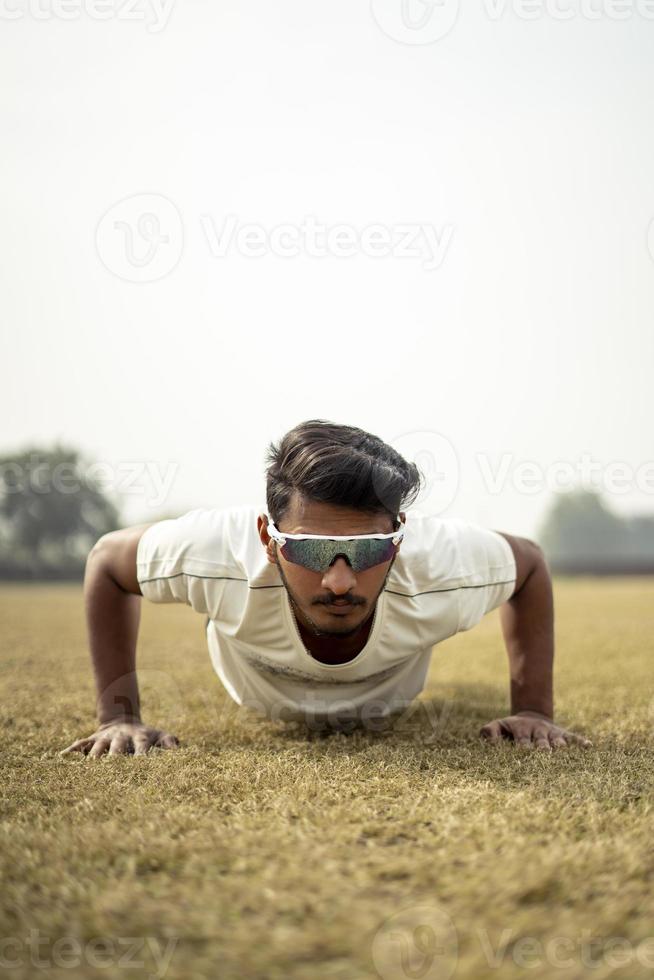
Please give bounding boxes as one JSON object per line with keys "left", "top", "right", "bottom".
{"left": 624, "top": 514, "right": 654, "bottom": 562}
{"left": 0, "top": 446, "right": 121, "bottom": 579}
{"left": 538, "top": 489, "right": 654, "bottom": 573}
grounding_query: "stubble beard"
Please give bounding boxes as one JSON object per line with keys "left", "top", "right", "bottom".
{"left": 275, "top": 548, "right": 397, "bottom": 639}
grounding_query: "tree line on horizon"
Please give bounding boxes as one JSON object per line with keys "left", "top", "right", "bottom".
{"left": 0, "top": 446, "right": 652, "bottom": 580}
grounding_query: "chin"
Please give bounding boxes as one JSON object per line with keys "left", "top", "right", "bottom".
{"left": 315, "top": 622, "right": 361, "bottom": 638}
{"left": 308, "top": 606, "right": 362, "bottom": 632}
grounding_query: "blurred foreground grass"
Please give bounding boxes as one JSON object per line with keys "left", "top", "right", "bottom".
{"left": 1, "top": 580, "right": 654, "bottom": 980}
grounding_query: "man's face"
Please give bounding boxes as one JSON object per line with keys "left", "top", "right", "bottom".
{"left": 257, "top": 494, "right": 404, "bottom": 639}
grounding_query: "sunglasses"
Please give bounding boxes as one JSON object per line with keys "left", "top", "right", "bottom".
{"left": 265, "top": 515, "right": 406, "bottom": 573}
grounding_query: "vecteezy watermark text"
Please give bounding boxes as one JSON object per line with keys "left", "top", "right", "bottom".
{"left": 0, "top": 455, "right": 179, "bottom": 509}
{"left": 477, "top": 452, "right": 654, "bottom": 497}
{"left": 371, "top": 0, "right": 654, "bottom": 46}
{"left": 237, "top": 694, "right": 453, "bottom": 740}
{"left": 0, "top": 932, "right": 178, "bottom": 978}
{"left": 386, "top": 432, "right": 654, "bottom": 523}
{"left": 200, "top": 214, "right": 454, "bottom": 271}
{"left": 0, "top": 0, "right": 175, "bottom": 31}
{"left": 372, "top": 906, "right": 654, "bottom": 979}
{"left": 94, "top": 194, "right": 454, "bottom": 282}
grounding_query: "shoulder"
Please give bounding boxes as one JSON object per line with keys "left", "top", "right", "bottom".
{"left": 138, "top": 503, "right": 265, "bottom": 579}
{"left": 387, "top": 511, "right": 515, "bottom": 593}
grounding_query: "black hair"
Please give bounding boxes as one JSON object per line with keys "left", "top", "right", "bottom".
{"left": 264, "top": 419, "right": 423, "bottom": 528}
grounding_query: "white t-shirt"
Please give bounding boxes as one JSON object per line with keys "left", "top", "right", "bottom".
{"left": 136, "top": 505, "right": 516, "bottom": 728}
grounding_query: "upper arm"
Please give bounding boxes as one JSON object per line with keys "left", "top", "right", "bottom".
{"left": 87, "top": 524, "right": 155, "bottom": 596}
{"left": 494, "top": 532, "right": 544, "bottom": 599}
{"left": 131, "top": 507, "right": 249, "bottom": 615}
{"left": 453, "top": 521, "right": 519, "bottom": 632}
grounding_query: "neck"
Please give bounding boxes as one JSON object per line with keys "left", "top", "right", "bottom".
{"left": 294, "top": 604, "right": 376, "bottom": 665}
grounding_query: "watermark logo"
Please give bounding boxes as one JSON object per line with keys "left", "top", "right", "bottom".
{"left": 372, "top": 903, "right": 459, "bottom": 980}
{"left": 371, "top": 0, "right": 460, "bottom": 44}
{"left": 95, "top": 203, "right": 453, "bottom": 275}
{"left": 387, "top": 430, "right": 460, "bottom": 516}
{"left": 95, "top": 193, "right": 183, "bottom": 283}
{"left": 371, "top": 0, "right": 654, "bottom": 41}
{"left": 372, "top": 912, "right": 654, "bottom": 976}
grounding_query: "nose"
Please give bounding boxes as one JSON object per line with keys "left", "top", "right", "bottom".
{"left": 321, "top": 556, "right": 357, "bottom": 596}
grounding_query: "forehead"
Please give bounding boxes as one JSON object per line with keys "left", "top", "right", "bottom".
{"left": 282, "top": 494, "right": 394, "bottom": 535}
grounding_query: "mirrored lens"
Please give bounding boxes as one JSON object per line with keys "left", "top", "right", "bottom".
{"left": 280, "top": 537, "right": 396, "bottom": 572}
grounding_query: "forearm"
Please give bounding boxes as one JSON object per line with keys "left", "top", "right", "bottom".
{"left": 61, "top": 524, "right": 181, "bottom": 759}
{"left": 84, "top": 548, "right": 142, "bottom": 725}
{"left": 499, "top": 552, "right": 554, "bottom": 718}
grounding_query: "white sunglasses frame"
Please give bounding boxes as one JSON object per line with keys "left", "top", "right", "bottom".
{"left": 265, "top": 515, "right": 406, "bottom": 547}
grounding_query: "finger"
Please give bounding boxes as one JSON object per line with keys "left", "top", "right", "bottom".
{"left": 480, "top": 721, "right": 504, "bottom": 742}
{"left": 515, "top": 734, "right": 534, "bottom": 749}
{"left": 154, "top": 733, "right": 180, "bottom": 750}
{"left": 60, "top": 737, "right": 94, "bottom": 756}
{"left": 531, "top": 725, "right": 552, "bottom": 752}
{"left": 506, "top": 719, "right": 533, "bottom": 745}
{"left": 108, "top": 734, "right": 132, "bottom": 756}
{"left": 133, "top": 732, "right": 155, "bottom": 756}
{"left": 564, "top": 731, "right": 593, "bottom": 749}
{"left": 549, "top": 734, "right": 568, "bottom": 750}
{"left": 87, "top": 738, "right": 111, "bottom": 759}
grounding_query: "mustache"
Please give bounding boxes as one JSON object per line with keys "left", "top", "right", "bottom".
{"left": 315, "top": 596, "right": 364, "bottom": 606}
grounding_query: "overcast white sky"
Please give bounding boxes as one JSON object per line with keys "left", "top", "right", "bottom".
{"left": 1, "top": 0, "right": 653, "bottom": 537}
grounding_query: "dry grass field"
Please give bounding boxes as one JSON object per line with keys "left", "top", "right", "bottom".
{"left": 1, "top": 580, "right": 654, "bottom": 980}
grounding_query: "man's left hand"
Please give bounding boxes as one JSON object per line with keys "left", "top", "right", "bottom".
{"left": 480, "top": 710, "right": 592, "bottom": 751}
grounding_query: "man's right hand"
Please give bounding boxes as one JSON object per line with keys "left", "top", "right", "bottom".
{"left": 61, "top": 721, "right": 180, "bottom": 758}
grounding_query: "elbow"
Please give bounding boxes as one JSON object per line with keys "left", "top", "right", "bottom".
{"left": 522, "top": 537, "right": 551, "bottom": 586}
{"left": 505, "top": 534, "right": 550, "bottom": 597}
{"left": 530, "top": 538, "right": 549, "bottom": 569}
{"left": 85, "top": 527, "right": 143, "bottom": 596}
{"left": 86, "top": 531, "right": 120, "bottom": 569}
{"left": 525, "top": 537, "right": 545, "bottom": 562}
